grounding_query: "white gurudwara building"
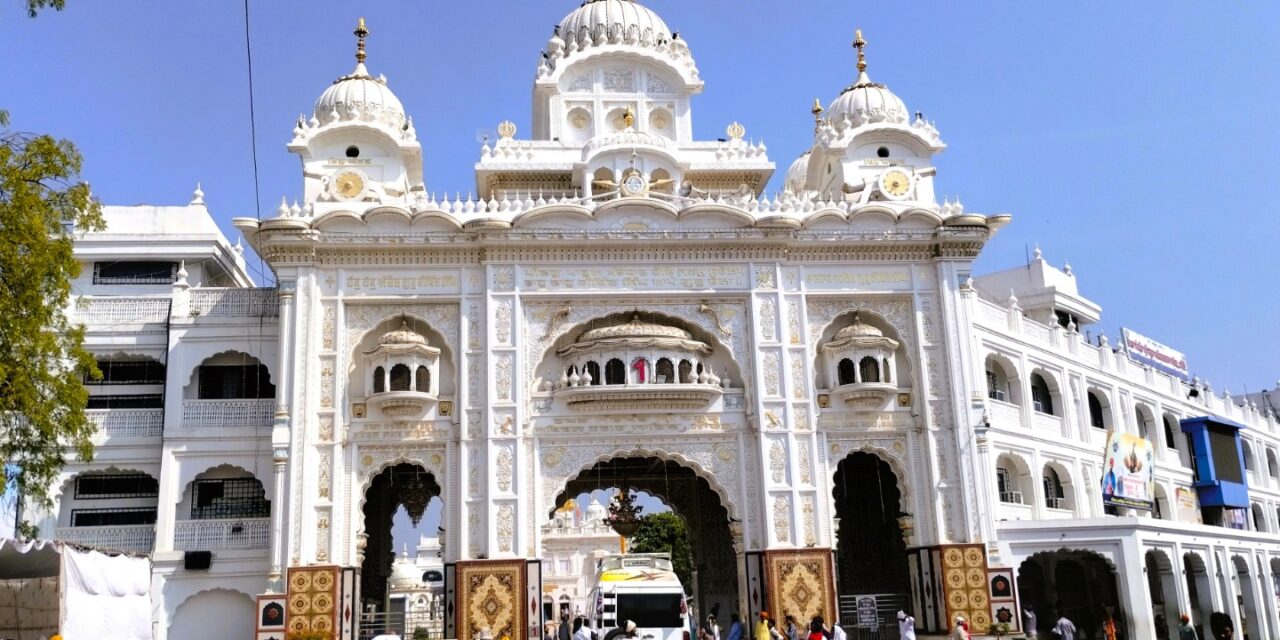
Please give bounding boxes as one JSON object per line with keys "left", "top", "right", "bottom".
{"left": 31, "top": 2, "right": 1280, "bottom": 639}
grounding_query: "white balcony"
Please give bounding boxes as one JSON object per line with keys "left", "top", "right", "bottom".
{"left": 830, "top": 381, "right": 897, "bottom": 411}
{"left": 180, "top": 399, "right": 274, "bottom": 429}
{"left": 54, "top": 524, "right": 155, "bottom": 552}
{"left": 73, "top": 296, "right": 170, "bottom": 325}
{"left": 87, "top": 408, "right": 163, "bottom": 438}
{"left": 986, "top": 399, "right": 1022, "bottom": 429}
{"left": 1033, "top": 412, "right": 1063, "bottom": 435}
{"left": 173, "top": 517, "right": 270, "bottom": 550}
{"left": 189, "top": 288, "right": 279, "bottom": 318}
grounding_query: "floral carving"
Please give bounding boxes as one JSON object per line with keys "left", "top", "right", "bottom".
{"left": 492, "top": 266, "right": 514, "bottom": 291}
{"left": 467, "top": 354, "right": 482, "bottom": 404}
{"left": 322, "top": 304, "right": 336, "bottom": 351}
{"left": 787, "top": 300, "right": 802, "bottom": 344}
{"left": 494, "top": 299, "right": 512, "bottom": 345}
{"left": 763, "top": 351, "right": 781, "bottom": 397}
{"left": 497, "top": 504, "right": 515, "bottom": 552}
{"left": 468, "top": 302, "right": 481, "bottom": 350}
{"left": 320, "top": 361, "right": 334, "bottom": 408}
{"left": 789, "top": 351, "right": 805, "bottom": 399}
{"left": 769, "top": 439, "right": 786, "bottom": 484}
{"left": 755, "top": 265, "right": 776, "bottom": 289}
{"left": 798, "top": 445, "right": 812, "bottom": 485}
{"left": 318, "top": 416, "right": 334, "bottom": 442}
{"left": 760, "top": 298, "right": 777, "bottom": 341}
{"left": 496, "top": 446, "right": 513, "bottom": 492}
{"left": 495, "top": 354, "right": 513, "bottom": 401}
{"left": 318, "top": 453, "right": 331, "bottom": 499}
{"left": 801, "top": 495, "right": 816, "bottom": 546}
{"left": 773, "top": 496, "right": 791, "bottom": 543}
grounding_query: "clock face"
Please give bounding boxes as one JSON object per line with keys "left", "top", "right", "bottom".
{"left": 333, "top": 171, "right": 365, "bottom": 200}
{"left": 622, "top": 173, "right": 647, "bottom": 196}
{"left": 880, "top": 169, "right": 912, "bottom": 199}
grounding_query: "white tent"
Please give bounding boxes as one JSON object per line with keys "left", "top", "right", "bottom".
{"left": 0, "top": 539, "right": 152, "bottom": 640}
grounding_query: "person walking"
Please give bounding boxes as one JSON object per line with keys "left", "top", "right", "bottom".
{"left": 1178, "top": 614, "right": 1199, "bottom": 640}
{"left": 1101, "top": 608, "right": 1118, "bottom": 640}
{"left": 897, "top": 611, "right": 916, "bottom": 640}
{"left": 754, "top": 612, "right": 771, "bottom": 640}
{"left": 951, "top": 615, "right": 969, "bottom": 640}
{"left": 784, "top": 615, "right": 801, "bottom": 640}
{"left": 1052, "top": 612, "right": 1076, "bottom": 640}
{"left": 727, "top": 614, "right": 744, "bottom": 640}
{"left": 701, "top": 614, "right": 721, "bottom": 640}
{"left": 1022, "top": 606, "right": 1037, "bottom": 640}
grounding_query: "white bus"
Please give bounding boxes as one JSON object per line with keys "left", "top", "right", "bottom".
{"left": 588, "top": 553, "right": 689, "bottom": 640}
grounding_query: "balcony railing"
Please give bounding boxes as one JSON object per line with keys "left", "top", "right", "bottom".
{"left": 73, "top": 297, "right": 170, "bottom": 325}
{"left": 189, "top": 288, "right": 279, "bottom": 318}
{"left": 987, "top": 399, "right": 1022, "bottom": 429}
{"left": 181, "top": 399, "right": 275, "bottom": 429}
{"left": 1033, "top": 412, "right": 1063, "bottom": 434}
{"left": 87, "top": 408, "right": 164, "bottom": 438}
{"left": 54, "top": 524, "right": 155, "bottom": 552}
{"left": 174, "top": 517, "right": 270, "bottom": 550}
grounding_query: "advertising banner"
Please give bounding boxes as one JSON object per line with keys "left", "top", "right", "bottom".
{"left": 1101, "top": 432, "right": 1155, "bottom": 510}
{"left": 1121, "top": 328, "right": 1190, "bottom": 381}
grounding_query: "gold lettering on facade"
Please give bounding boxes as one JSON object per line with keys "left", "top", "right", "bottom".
{"left": 343, "top": 274, "right": 460, "bottom": 292}
{"left": 521, "top": 265, "right": 747, "bottom": 291}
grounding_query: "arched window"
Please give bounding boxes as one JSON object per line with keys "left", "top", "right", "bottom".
{"left": 656, "top": 358, "right": 674, "bottom": 384}
{"left": 996, "top": 464, "right": 1023, "bottom": 504}
{"left": 373, "top": 366, "right": 385, "bottom": 393}
{"left": 565, "top": 365, "right": 577, "bottom": 380}
{"left": 390, "top": 364, "right": 411, "bottom": 391}
{"left": 1251, "top": 503, "right": 1266, "bottom": 532}
{"left": 1134, "top": 407, "right": 1153, "bottom": 440}
{"left": 585, "top": 361, "right": 601, "bottom": 386}
{"left": 1029, "top": 373, "right": 1053, "bottom": 415}
{"left": 984, "top": 356, "right": 1017, "bottom": 404}
{"left": 678, "top": 360, "right": 693, "bottom": 383}
{"left": 858, "top": 356, "right": 880, "bottom": 383}
{"left": 1163, "top": 415, "right": 1179, "bottom": 451}
{"left": 415, "top": 366, "right": 430, "bottom": 393}
{"left": 1087, "top": 391, "right": 1106, "bottom": 429}
{"left": 1243, "top": 441, "right": 1255, "bottom": 473}
{"left": 605, "top": 359, "right": 625, "bottom": 385}
{"left": 837, "top": 359, "right": 856, "bottom": 386}
{"left": 1043, "top": 468, "right": 1065, "bottom": 509}
{"left": 1267, "top": 450, "right": 1279, "bottom": 480}
{"left": 882, "top": 358, "right": 892, "bottom": 384}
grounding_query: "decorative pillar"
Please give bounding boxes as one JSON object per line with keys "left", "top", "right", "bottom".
{"left": 268, "top": 280, "right": 296, "bottom": 592}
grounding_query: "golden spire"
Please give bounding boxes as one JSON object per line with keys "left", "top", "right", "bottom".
{"left": 354, "top": 17, "right": 369, "bottom": 64}
{"left": 811, "top": 98, "right": 824, "bottom": 130}
{"left": 853, "top": 28, "right": 867, "bottom": 73}
{"left": 623, "top": 106, "right": 635, "bottom": 129}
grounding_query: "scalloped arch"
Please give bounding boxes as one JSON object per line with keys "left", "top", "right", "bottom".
{"left": 180, "top": 349, "right": 273, "bottom": 391}
{"left": 594, "top": 197, "right": 680, "bottom": 219}
{"left": 363, "top": 205, "right": 413, "bottom": 224}
{"left": 312, "top": 209, "right": 363, "bottom": 229}
{"left": 410, "top": 209, "right": 464, "bottom": 229}
{"left": 545, "top": 446, "right": 738, "bottom": 520}
{"left": 510, "top": 204, "right": 595, "bottom": 227}
{"left": 678, "top": 203, "right": 757, "bottom": 227}
{"left": 829, "top": 444, "right": 912, "bottom": 503}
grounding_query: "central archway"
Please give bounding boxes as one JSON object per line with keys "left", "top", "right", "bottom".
{"left": 1017, "top": 549, "right": 1120, "bottom": 638}
{"left": 832, "top": 451, "right": 909, "bottom": 630}
{"left": 548, "top": 456, "right": 739, "bottom": 631}
{"left": 361, "top": 463, "right": 443, "bottom": 619}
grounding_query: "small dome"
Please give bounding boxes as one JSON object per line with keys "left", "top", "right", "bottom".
{"left": 834, "top": 314, "right": 885, "bottom": 340}
{"left": 579, "top": 315, "right": 692, "bottom": 342}
{"left": 784, "top": 151, "right": 811, "bottom": 193}
{"left": 826, "top": 71, "right": 908, "bottom": 129}
{"left": 389, "top": 555, "right": 424, "bottom": 590}
{"left": 379, "top": 319, "right": 429, "bottom": 347}
{"left": 314, "top": 62, "right": 406, "bottom": 130}
{"left": 585, "top": 496, "right": 608, "bottom": 524}
{"left": 557, "top": 0, "right": 673, "bottom": 51}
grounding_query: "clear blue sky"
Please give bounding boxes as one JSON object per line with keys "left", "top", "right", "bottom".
{"left": 3, "top": 2, "right": 1277, "bottom": 392}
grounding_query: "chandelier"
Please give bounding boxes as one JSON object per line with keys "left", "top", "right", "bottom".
{"left": 606, "top": 488, "right": 644, "bottom": 538}
{"left": 401, "top": 474, "right": 431, "bottom": 526}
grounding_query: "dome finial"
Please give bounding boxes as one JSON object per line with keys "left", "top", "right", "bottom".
{"left": 354, "top": 17, "right": 369, "bottom": 65}
{"left": 623, "top": 106, "right": 635, "bottom": 129}
{"left": 853, "top": 28, "right": 868, "bottom": 74}
{"left": 811, "top": 98, "right": 824, "bottom": 131}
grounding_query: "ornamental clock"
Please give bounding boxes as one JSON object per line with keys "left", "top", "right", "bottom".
{"left": 877, "top": 168, "right": 913, "bottom": 200}
{"left": 330, "top": 170, "right": 367, "bottom": 201}
{"left": 620, "top": 169, "right": 648, "bottom": 197}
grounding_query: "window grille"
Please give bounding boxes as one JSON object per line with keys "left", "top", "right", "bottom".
{"left": 191, "top": 478, "right": 270, "bottom": 519}
{"left": 197, "top": 364, "right": 275, "bottom": 399}
{"left": 389, "top": 364, "right": 411, "bottom": 392}
{"left": 75, "top": 474, "right": 159, "bottom": 499}
{"left": 838, "top": 359, "right": 856, "bottom": 386}
{"left": 92, "top": 261, "right": 178, "bottom": 285}
{"left": 87, "top": 394, "right": 163, "bottom": 409}
{"left": 415, "top": 366, "right": 430, "bottom": 392}
{"left": 71, "top": 507, "right": 157, "bottom": 527}
{"left": 986, "top": 371, "right": 1002, "bottom": 401}
{"left": 858, "top": 357, "right": 879, "bottom": 383}
{"left": 655, "top": 359, "right": 674, "bottom": 384}
{"left": 605, "top": 359, "right": 625, "bottom": 385}
{"left": 1087, "top": 392, "right": 1106, "bottom": 429}
{"left": 86, "top": 360, "right": 165, "bottom": 385}
{"left": 585, "top": 361, "right": 601, "bottom": 385}
{"left": 373, "top": 366, "right": 385, "bottom": 393}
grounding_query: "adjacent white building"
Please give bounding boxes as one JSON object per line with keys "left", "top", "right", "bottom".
{"left": 30, "top": 3, "right": 1280, "bottom": 639}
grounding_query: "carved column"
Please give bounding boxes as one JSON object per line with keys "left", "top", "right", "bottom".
{"left": 268, "top": 280, "right": 296, "bottom": 591}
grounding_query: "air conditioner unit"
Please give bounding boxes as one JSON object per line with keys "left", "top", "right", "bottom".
{"left": 990, "top": 390, "right": 1006, "bottom": 402}
{"left": 1000, "top": 491, "right": 1023, "bottom": 504}
{"left": 1033, "top": 400, "right": 1044, "bottom": 413}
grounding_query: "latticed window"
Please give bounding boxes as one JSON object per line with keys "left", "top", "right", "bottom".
{"left": 1030, "top": 374, "right": 1053, "bottom": 414}
{"left": 986, "top": 370, "right": 1001, "bottom": 401}
{"left": 859, "top": 356, "right": 880, "bottom": 383}
{"left": 585, "top": 361, "right": 601, "bottom": 385}
{"left": 197, "top": 364, "right": 275, "bottom": 399}
{"left": 71, "top": 507, "right": 157, "bottom": 527}
{"left": 1043, "top": 469, "right": 1065, "bottom": 509}
{"left": 838, "top": 359, "right": 856, "bottom": 386}
{"left": 678, "top": 360, "right": 693, "bottom": 383}
{"left": 1088, "top": 392, "right": 1106, "bottom": 429}
{"left": 87, "top": 394, "right": 163, "bottom": 409}
{"left": 415, "top": 366, "right": 430, "bottom": 392}
{"left": 373, "top": 366, "right": 385, "bottom": 393}
{"left": 191, "top": 478, "right": 270, "bottom": 519}
{"left": 655, "top": 358, "right": 675, "bottom": 384}
{"left": 882, "top": 358, "right": 892, "bottom": 383}
{"left": 92, "top": 261, "right": 177, "bottom": 285}
{"left": 389, "top": 364, "right": 411, "bottom": 391}
{"left": 87, "top": 359, "right": 165, "bottom": 385}
{"left": 605, "top": 359, "right": 625, "bottom": 385}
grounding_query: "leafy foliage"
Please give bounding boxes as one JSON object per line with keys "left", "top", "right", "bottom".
{"left": 627, "top": 512, "right": 695, "bottom": 593}
{"left": 0, "top": 109, "right": 103, "bottom": 533}
{"left": 25, "top": 0, "right": 66, "bottom": 17}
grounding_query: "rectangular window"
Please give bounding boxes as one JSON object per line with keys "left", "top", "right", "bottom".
{"left": 86, "top": 394, "right": 163, "bottom": 409}
{"left": 986, "top": 371, "right": 1003, "bottom": 401}
{"left": 75, "top": 474, "right": 159, "bottom": 499}
{"left": 92, "top": 261, "right": 178, "bottom": 285}
{"left": 71, "top": 507, "right": 157, "bottom": 527}
{"left": 86, "top": 360, "right": 166, "bottom": 385}
{"left": 191, "top": 478, "right": 271, "bottom": 519}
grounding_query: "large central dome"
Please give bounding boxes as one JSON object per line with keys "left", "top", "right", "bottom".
{"left": 557, "top": 0, "right": 673, "bottom": 50}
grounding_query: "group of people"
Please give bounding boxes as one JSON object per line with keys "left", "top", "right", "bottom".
{"left": 1010, "top": 605, "right": 1237, "bottom": 640}
{"left": 544, "top": 615, "right": 642, "bottom": 640}
{"left": 697, "top": 611, "right": 847, "bottom": 640}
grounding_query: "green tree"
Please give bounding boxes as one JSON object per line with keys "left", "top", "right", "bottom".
{"left": 25, "top": 1, "right": 66, "bottom": 17}
{"left": 627, "top": 512, "right": 695, "bottom": 593}
{"left": 0, "top": 109, "right": 103, "bottom": 536}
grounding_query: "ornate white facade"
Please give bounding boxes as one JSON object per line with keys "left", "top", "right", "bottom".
{"left": 35, "top": 3, "right": 1280, "bottom": 640}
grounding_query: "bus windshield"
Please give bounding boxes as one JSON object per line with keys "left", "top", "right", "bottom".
{"left": 616, "top": 593, "right": 683, "bottom": 628}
